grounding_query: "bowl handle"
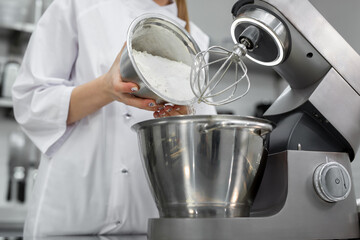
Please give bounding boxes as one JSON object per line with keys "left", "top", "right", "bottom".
{"left": 198, "top": 121, "right": 270, "bottom": 135}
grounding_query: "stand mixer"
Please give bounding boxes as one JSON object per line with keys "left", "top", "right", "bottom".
{"left": 132, "top": 0, "right": 360, "bottom": 239}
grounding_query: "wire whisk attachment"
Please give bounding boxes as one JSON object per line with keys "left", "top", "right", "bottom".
{"left": 190, "top": 43, "right": 250, "bottom": 106}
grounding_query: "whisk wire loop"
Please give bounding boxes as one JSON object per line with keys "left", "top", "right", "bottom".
{"left": 190, "top": 44, "right": 250, "bottom": 106}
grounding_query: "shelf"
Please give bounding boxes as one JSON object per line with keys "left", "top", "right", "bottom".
{"left": 0, "top": 22, "right": 35, "bottom": 33}
{"left": 0, "top": 205, "right": 27, "bottom": 230}
{"left": 0, "top": 98, "right": 13, "bottom": 108}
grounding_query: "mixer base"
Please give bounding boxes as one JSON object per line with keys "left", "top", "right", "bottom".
{"left": 147, "top": 151, "right": 360, "bottom": 240}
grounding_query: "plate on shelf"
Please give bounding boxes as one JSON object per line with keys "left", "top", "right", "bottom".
{"left": 0, "top": 98, "right": 13, "bottom": 108}
{"left": 0, "top": 22, "right": 35, "bottom": 33}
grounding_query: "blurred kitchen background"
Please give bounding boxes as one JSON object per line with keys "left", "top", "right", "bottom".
{"left": 0, "top": 0, "right": 359, "bottom": 233}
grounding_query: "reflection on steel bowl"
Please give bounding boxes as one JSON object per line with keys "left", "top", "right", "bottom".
{"left": 132, "top": 115, "right": 274, "bottom": 218}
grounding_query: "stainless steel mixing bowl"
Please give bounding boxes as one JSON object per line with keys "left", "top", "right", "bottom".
{"left": 120, "top": 13, "right": 200, "bottom": 105}
{"left": 132, "top": 115, "right": 273, "bottom": 218}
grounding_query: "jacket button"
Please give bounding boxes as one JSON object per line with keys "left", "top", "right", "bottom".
{"left": 121, "top": 169, "right": 129, "bottom": 174}
{"left": 124, "top": 113, "right": 132, "bottom": 120}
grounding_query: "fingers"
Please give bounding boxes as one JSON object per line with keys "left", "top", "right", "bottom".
{"left": 112, "top": 80, "right": 163, "bottom": 111}
{"left": 112, "top": 79, "right": 161, "bottom": 111}
{"left": 121, "top": 94, "right": 161, "bottom": 111}
{"left": 173, "top": 105, "right": 190, "bottom": 115}
{"left": 154, "top": 105, "right": 189, "bottom": 118}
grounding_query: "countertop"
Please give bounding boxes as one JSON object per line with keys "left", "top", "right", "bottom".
{"left": 0, "top": 235, "right": 147, "bottom": 240}
{"left": 1, "top": 233, "right": 359, "bottom": 240}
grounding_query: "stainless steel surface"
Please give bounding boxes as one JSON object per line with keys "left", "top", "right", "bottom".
{"left": 147, "top": 151, "right": 360, "bottom": 240}
{"left": 260, "top": 0, "right": 360, "bottom": 95}
{"left": 233, "top": 2, "right": 330, "bottom": 89}
{"left": 313, "top": 161, "right": 351, "bottom": 203}
{"left": 265, "top": 68, "right": 360, "bottom": 157}
{"left": 119, "top": 14, "right": 200, "bottom": 105}
{"left": 232, "top": 0, "right": 360, "bottom": 158}
{"left": 231, "top": 7, "right": 289, "bottom": 66}
{"left": 19, "top": 236, "right": 148, "bottom": 240}
{"left": 266, "top": 69, "right": 360, "bottom": 159}
{"left": 307, "top": 68, "right": 360, "bottom": 157}
{"left": 190, "top": 44, "right": 250, "bottom": 106}
{"left": 7, "top": 129, "right": 40, "bottom": 204}
{"left": 137, "top": 1, "right": 360, "bottom": 239}
{"left": 191, "top": 5, "right": 291, "bottom": 106}
{"left": 132, "top": 115, "right": 273, "bottom": 218}
{"left": 0, "top": 205, "right": 27, "bottom": 231}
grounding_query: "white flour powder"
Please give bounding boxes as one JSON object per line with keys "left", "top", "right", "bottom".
{"left": 132, "top": 50, "right": 195, "bottom": 103}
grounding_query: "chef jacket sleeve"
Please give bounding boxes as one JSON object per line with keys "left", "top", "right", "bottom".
{"left": 12, "top": 0, "right": 78, "bottom": 157}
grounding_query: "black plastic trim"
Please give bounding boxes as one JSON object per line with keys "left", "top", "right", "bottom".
{"left": 231, "top": 0, "right": 255, "bottom": 17}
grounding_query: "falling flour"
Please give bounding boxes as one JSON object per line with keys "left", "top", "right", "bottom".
{"left": 132, "top": 50, "right": 195, "bottom": 103}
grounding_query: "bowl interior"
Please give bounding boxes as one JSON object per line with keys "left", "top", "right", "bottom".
{"left": 127, "top": 15, "right": 200, "bottom": 105}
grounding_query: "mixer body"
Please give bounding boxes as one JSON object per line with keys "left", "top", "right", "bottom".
{"left": 148, "top": 151, "right": 359, "bottom": 240}
{"left": 231, "top": 0, "right": 360, "bottom": 158}
{"left": 131, "top": 0, "right": 360, "bottom": 239}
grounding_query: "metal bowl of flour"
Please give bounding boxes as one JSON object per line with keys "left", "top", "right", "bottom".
{"left": 132, "top": 115, "right": 274, "bottom": 218}
{"left": 120, "top": 14, "right": 201, "bottom": 105}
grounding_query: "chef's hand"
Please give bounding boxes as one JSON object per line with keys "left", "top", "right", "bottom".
{"left": 103, "top": 43, "right": 162, "bottom": 111}
{"left": 153, "top": 105, "right": 190, "bottom": 118}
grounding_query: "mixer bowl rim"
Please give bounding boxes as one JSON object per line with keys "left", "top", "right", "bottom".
{"left": 131, "top": 115, "right": 274, "bottom": 135}
{"left": 126, "top": 13, "right": 201, "bottom": 105}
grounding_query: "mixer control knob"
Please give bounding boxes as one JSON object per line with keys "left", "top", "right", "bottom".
{"left": 313, "top": 162, "right": 351, "bottom": 203}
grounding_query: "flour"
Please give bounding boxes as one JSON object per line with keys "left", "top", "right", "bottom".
{"left": 132, "top": 50, "right": 195, "bottom": 103}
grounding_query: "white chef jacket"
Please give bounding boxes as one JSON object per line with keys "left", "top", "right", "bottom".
{"left": 12, "top": 0, "right": 216, "bottom": 236}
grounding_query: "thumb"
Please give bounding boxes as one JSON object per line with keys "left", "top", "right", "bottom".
{"left": 115, "top": 42, "right": 128, "bottom": 62}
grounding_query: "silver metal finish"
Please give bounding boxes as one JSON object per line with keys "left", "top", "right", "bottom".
{"left": 7, "top": 129, "right": 40, "bottom": 204}
{"left": 260, "top": 0, "right": 360, "bottom": 95}
{"left": 233, "top": 2, "right": 330, "bottom": 89}
{"left": 190, "top": 44, "right": 251, "bottom": 106}
{"left": 119, "top": 14, "right": 200, "bottom": 105}
{"left": 147, "top": 151, "right": 360, "bottom": 240}
{"left": 231, "top": 7, "right": 289, "bottom": 66}
{"left": 313, "top": 161, "right": 351, "bottom": 203}
{"left": 191, "top": 6, "right": 291, "bottom": 106}
{"left": 133, "top": 1, "right": 360, "bottom": 239}
{"left": 232, "top": 0, "right": 360, "bottom": 156}
{"left": 265, "top": 68, "right": 360, "bottom": 157}
{"left": 132, "top": 115, "right": 273, "bottom": 218}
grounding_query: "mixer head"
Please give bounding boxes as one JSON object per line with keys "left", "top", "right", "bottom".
{"left": 190, "top": 6, "right": 287, "bottom": 106}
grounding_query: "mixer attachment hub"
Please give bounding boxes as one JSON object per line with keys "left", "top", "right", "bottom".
{"left": 239, "top": 25, "right": 261, "bottom": 51}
